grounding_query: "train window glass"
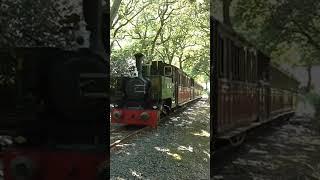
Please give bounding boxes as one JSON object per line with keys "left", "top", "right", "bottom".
{"left": 236, "top": 46, "right": 240, "bottom": 80}
{"left": 221, "top": 38, "right": 225, "bottom": 77}
{"left": 251, "top": 54, "right": 254, "bottom": 82}
{"left": 231, "top": 43, "right": 237, "bottom": 80}
{"left": 254, "top": 54, "right": 257, "bottom": 81}
{"left": 230, "top": 41, "right": 232, "bottom": 79}
{"left": 235, "top": 46, "right": 237, "bottom": 80}
{"left": 252, "top": 53, "right": 255, "bottom": 82}
{"left": 255, "top": 55, "right": 257, "bottom": 81}
{"left": 219, "top": 36, "right": 224, "bottom": 77}
{"left": 225, "top": 39, "right": 229, "bottom": 79}
{"left": 236, "top": 46, "right": 239, "bottom": 80}
{"left": 240, "top": 49, "right": 243, "bottom": 81}
{"left": 230, "top": 43, "right": 233, "bottom": 80}
{"left": 233, "top": 43, "right": 236, "bottom": 80}
{"left": 247, "top": 49, "right": 249, "bottom": 82}
{"left": 249, "top": 52, "right": 252, "bottom": 82}
{"left": 245, "top": 50, "right": 248, "bottom": 82}
{"left": 242, "top": 49, "right": 245, "bottom": 81}
{"left": 164, "top": 66, "right": 172, "bottom": 76}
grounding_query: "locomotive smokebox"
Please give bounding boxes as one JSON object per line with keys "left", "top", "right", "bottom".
{"left": 134, "top": 53, "right": 144, "bottom": 77}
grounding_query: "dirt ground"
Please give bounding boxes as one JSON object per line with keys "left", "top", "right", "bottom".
{"left": 110, "top": 100, "right": 210, "bottom": 180}
{"left": 213, "top": 114, "right": 320, "bottom": 180}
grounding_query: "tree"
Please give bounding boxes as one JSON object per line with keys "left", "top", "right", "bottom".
{"left": 0, "top": 0, "right": 82, "bottom": 48}
{"left": 110, "top": 0, "right": 210, "bottom": 85}
{"left": 231, "top": 0, "right": 320, "bottom": 92}
{"left": 110, "top": 0, "right": 122, "bottom": 26}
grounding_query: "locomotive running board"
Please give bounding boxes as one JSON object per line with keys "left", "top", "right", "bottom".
{"left": 217, "top": 110, "right": 295, "bottom": 141}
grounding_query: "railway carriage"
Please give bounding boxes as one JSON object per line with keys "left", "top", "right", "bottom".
{"left": 111, "top": 53, "right": 203, "bottom": 128}
{"left": 212, "top": 18, "right": 299, "bottom": 146}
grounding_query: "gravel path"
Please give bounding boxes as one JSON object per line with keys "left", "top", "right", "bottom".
{"left": 110, "top": 100, "right": 210, "bottom": 180}
{"left": 213, "top": 115, "right": 320, "bottom": 180}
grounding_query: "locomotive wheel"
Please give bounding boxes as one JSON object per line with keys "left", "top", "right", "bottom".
{"left": 229, "top": 133, "right": 246, "bottom": 147}
{"left": 160, "top": 101, "right": 171, "bottom": 117}
{"left": 163, "top": 104, "right": 171, "bottom": 115}
{"left": 48, "top": 54, "right": 107, "bottom": 122}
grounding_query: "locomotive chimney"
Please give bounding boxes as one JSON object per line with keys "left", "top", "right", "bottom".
{"left": 134, "top": 53, "right": 144, "bottom": 77}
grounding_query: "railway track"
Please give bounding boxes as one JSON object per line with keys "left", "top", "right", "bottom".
{"left": 110, "top": 126, "right": 150, "bottom": 150}
{"left": 110, "top": 98, "right": 201, "bottom": 151}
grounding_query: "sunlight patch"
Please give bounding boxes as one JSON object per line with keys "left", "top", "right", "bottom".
{"left": 192, "top": 130, "right": 210, "bottom": 137}
{"left": 154, "top": 147, "right": 170, "bottom": 152}
{"left": 167, "top": 152, "right": 182, "bottom": 160}
{"left": 115, "top": 143, "right": 135, "bottom": 148}
{"left": 155, "top": 147, "right": 182, "bottom": 160}
{"left": 171, "top": 117, "right": 180, "bottom": 121}
{"left": 130, "top": 169, "right": 143, "bottom": 179}
{"left": 114, "top": 177, "right": 126, "bottom": 180}
{"left": 203, "top": 150, "right": 210, "bottom": 157}
{"left": 178, "top": 145, "right": 193, "bottom": 152}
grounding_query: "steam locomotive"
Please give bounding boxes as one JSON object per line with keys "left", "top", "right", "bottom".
{"left": 111, "top": 53, "right": 204, "bottom": 128}
{"left": 0, "top": 1, "right": 108, "bottom": 179}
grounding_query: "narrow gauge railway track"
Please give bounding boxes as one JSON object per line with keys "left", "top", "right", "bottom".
{"left": 110, "top": 98, "right": 201, "bottom": 151}
{"left": 110, "top": 126, "right": 149, "bottom": 150}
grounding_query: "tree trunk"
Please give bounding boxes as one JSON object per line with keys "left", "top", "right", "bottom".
{"left": 110, "top": 0, "right": 122, "bottom": 26}
{"left": 306, "top": 65, "right": 312, "bottom": 92}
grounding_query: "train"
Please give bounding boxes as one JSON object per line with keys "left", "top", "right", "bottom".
{"left": 0, "top": 1, "right": 108, "bottom": 179}
{"left": 111, "top": 53, "right": 204, "bottom": 128}
{"left": 211, "top": 18, "right": 300, "bottom": 146}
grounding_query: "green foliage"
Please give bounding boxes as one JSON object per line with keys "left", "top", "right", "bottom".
{"left": 111, "top": 0, "right": 209, "bottom": 84}
{"left": 231, "top": 0, "right": 320, "bottom": 67}
{"left": 0, "top": 0, "right": 82, "bottom": 48}
{"left": 110, "top": 47, "right": 136, "bottom": 76}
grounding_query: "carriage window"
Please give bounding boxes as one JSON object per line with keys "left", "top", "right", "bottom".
{"left": 226, "top": 39, "right": 231, "bottom": 79}
{"left": 231, "top": 43, "right": 235, "bottom": 80}
{"left": 218, "top": 35, "right": 224, "bottom": 77}
{"left": 164, "top": 66, "right": 172, "bottom": 76}
{"left": 241, "top": 48, "right": 245, "bottom": 81}
{"left": 244, "top": 49, "right": 247, "bottom": 81}
{"left": 249, "top": 52, "right": 252, "bottom": 82}
{"left": 236, "top": 46, "right": 240, "bottom": 80}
